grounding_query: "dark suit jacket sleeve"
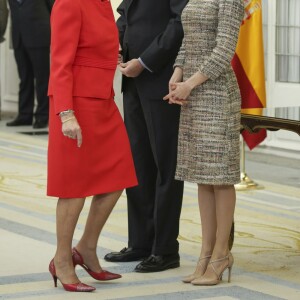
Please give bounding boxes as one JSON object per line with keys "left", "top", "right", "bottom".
{"left": 139, "top": 0, "right": 187, "bottom": 73}
{"left": 116, "top": 1, "right": 126, "bottom": 49}
{"left": 50, "top": 0, "right": 81, "bottom": 114}
{"left": 45, "top": 0, "right": 55, "bottom": 13}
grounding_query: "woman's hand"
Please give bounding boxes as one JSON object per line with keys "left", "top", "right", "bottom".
{"left": 163, "top": 81, "right": 192, "bottom": 106}
{"left": 164, "top": 71, "right": 209, "bottom": 106}
{"left": 164, "top": 67, "right": 187, "bottom": 105}
{"left": 169, "top": 67, "right": 183, "bottom": 93}
{"left": 61, "top": 114, "right": 82, "bottom": 148}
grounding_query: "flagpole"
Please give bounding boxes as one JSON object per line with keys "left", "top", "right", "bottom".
{"left": 234, "top": 140, "right": 264, "bottom": 191}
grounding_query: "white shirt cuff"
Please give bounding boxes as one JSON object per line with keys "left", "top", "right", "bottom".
{"left": 138, "top": 57, "right": 153, "bottom": 73}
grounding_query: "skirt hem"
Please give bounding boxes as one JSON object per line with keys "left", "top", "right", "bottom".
{"left": 175, "top": 175, "right": 240, "bottom": 186}
{"left": 47, "top": 181, "right": 138, "bottom": 199}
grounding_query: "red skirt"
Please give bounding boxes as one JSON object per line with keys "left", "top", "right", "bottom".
{"left": 47, "top": 96, "right": 137, "bottom": 198}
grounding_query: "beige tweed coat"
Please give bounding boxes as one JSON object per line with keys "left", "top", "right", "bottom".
{"left": 175, "top": 0, "right": 244, "bottom": 185}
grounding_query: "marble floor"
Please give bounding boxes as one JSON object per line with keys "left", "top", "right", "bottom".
{"left": 0, "top": 113, "right": 299, "bottom": 300}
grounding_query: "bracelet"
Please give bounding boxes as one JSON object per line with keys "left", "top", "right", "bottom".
{"left": 62, "top": 117, "right": 75, "bottom": 124}
{"left": 59, "top": 109, "right": 74, "bottom": 117}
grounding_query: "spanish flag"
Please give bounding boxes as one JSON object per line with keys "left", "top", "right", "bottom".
{"left": 232, "top": 0, "right": 267, "bottom": 150}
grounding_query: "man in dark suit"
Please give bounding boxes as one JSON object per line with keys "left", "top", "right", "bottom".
{"left": 6, "top": 0, "right": 54, "bottom": 128}
{"left": 104, "top": 0, "right": 188, "bottom": 272}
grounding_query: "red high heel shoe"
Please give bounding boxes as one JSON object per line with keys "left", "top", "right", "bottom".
{"left": 49, "top": 259, "right": 95, "bottom": 292}
{"left": 72, "top": 248, "right": 122, "bottom": 281}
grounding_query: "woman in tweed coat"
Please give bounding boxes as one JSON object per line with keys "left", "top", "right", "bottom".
{"left": 164, "top": 0, "right": 244, "bottom": 286}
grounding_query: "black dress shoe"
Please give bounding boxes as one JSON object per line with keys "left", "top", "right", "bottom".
{"left": 33, "top": 120, "right": 48, "bottom": 129}
{"left": 134, "top": 254, "right": 180, "bottom": 273}
{"left": 104, "top": 247, "right": 150, "bottom": 262}
{"left": 6, "top": 117, "right": 32, "bottom": 127}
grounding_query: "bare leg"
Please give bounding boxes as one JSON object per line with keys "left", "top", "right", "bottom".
{"left": 183, "top": 185, "right": 216, "bottom": 282}
{"left": 194, "top": 185, "right": 236, "bottom": 284}
{"left": 75, "top": 190, "right": 123, "bottom": 272}
{"left": 54, "top": 197, "right": 85, "bottom": 283}
{"left": 198, "top": 184, "right": 217, "bottom": 258}
{"left": 213, "top": 185, "right": 236, "bottom": 257}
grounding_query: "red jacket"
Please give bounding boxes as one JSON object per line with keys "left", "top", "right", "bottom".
{"left": 48, "top": 0, "right": 119, "bottom": 115}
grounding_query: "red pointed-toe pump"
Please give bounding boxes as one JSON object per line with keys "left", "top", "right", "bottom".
{"left": 72, "top": 247, "right": 122, "bottom": 281}
{"left": 49, "top": 259, "right": 96, "bottom": 292}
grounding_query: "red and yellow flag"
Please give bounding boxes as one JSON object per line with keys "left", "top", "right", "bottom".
{"left": 232, "top": 0, "right": 267, "bottom": 150}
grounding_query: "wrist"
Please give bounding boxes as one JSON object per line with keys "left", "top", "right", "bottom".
{"left": 59, "top": 109, "right": 74, "bottom": 121}
{"left": 186, "top": 72, "right": 205, "bottom": 90}
{"left": 61, "top": 116, "right": 75, "bottom": 124}
{"left": 185, "top": 80, "right": 195, "bottom": 91}
{"left": 59, "top": 109, "right": 74, "bottom": 116}
{"left": 136, "top": 58, "right": 145, "bottom": 71}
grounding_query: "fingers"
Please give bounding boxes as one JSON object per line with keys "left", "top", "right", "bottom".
{"left": 76, "top": 129, "right": 83, "bottom": 148}
{"left": 63, "top": 131, "right": 76, "bottom": 139}
{"left": 168, "top": 82, "right": 177, "bottom": 94}
{"left": 168, "top": 82, "right": 177, "bottom": 89}
{"left": 119, "top": 64, "right": 129, "bottom": 76}
{"left": 163, "top": 93, "right": 170, "bottom": 101}
{"left": 119, "top": 59, "right": 143, "bottom": 78}
{"left": 63, "top": 129, "right": 82, "bottom": 147}
{"left": 173, "top": 99, "right": 188, "bottom": 106}
{"left": 168, "top": 98, "right": 183, "bottom": 105}
{"left": 119, "top": 62, "right": 128, "bottom": 68}
{"left": 163, "top": 91, "right": 184, "bottom": 101}
{"left": 164, "top": 84, "right": 178, "bottom": 100}
{"left": 163, "top": 91, "right": 182, "bottom": 101}
{"left": 163, "top": 94, "right": 187, "bottom": 106}
{"left": 169, "top": 99, "right": 188, "bottom": 106}
{"left": 118, "top": 54, "right": 123, "bottom": 64}
{"left": 62, "top": 120, "right": 82, "bottom": 147}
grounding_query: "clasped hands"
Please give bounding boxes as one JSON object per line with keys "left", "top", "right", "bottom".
{"left": 163, "top": 67, "right": 191, "bottom": 106}
{"left": 164, "top": 69, "right": 207, "bottom": 105}
{"left": 163, "top": 81, "right": 192, "bottom": 106}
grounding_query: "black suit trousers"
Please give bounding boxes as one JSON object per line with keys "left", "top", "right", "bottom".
{"left": 123, "top": 78, "right": 184, "bottom": 255}
{"left": 14, "top": 40, "right": 49, "bottom": 121}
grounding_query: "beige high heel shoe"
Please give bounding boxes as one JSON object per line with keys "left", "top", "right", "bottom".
{"left": 191, "top": 252, "right": 234, "bottom": 286}
{"left": 182, "top": 255, "right": 211, "bottom": 283}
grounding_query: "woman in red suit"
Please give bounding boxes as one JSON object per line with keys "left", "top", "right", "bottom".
{"left": 47, "top": 0, "right": 137, "bottom": 292}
